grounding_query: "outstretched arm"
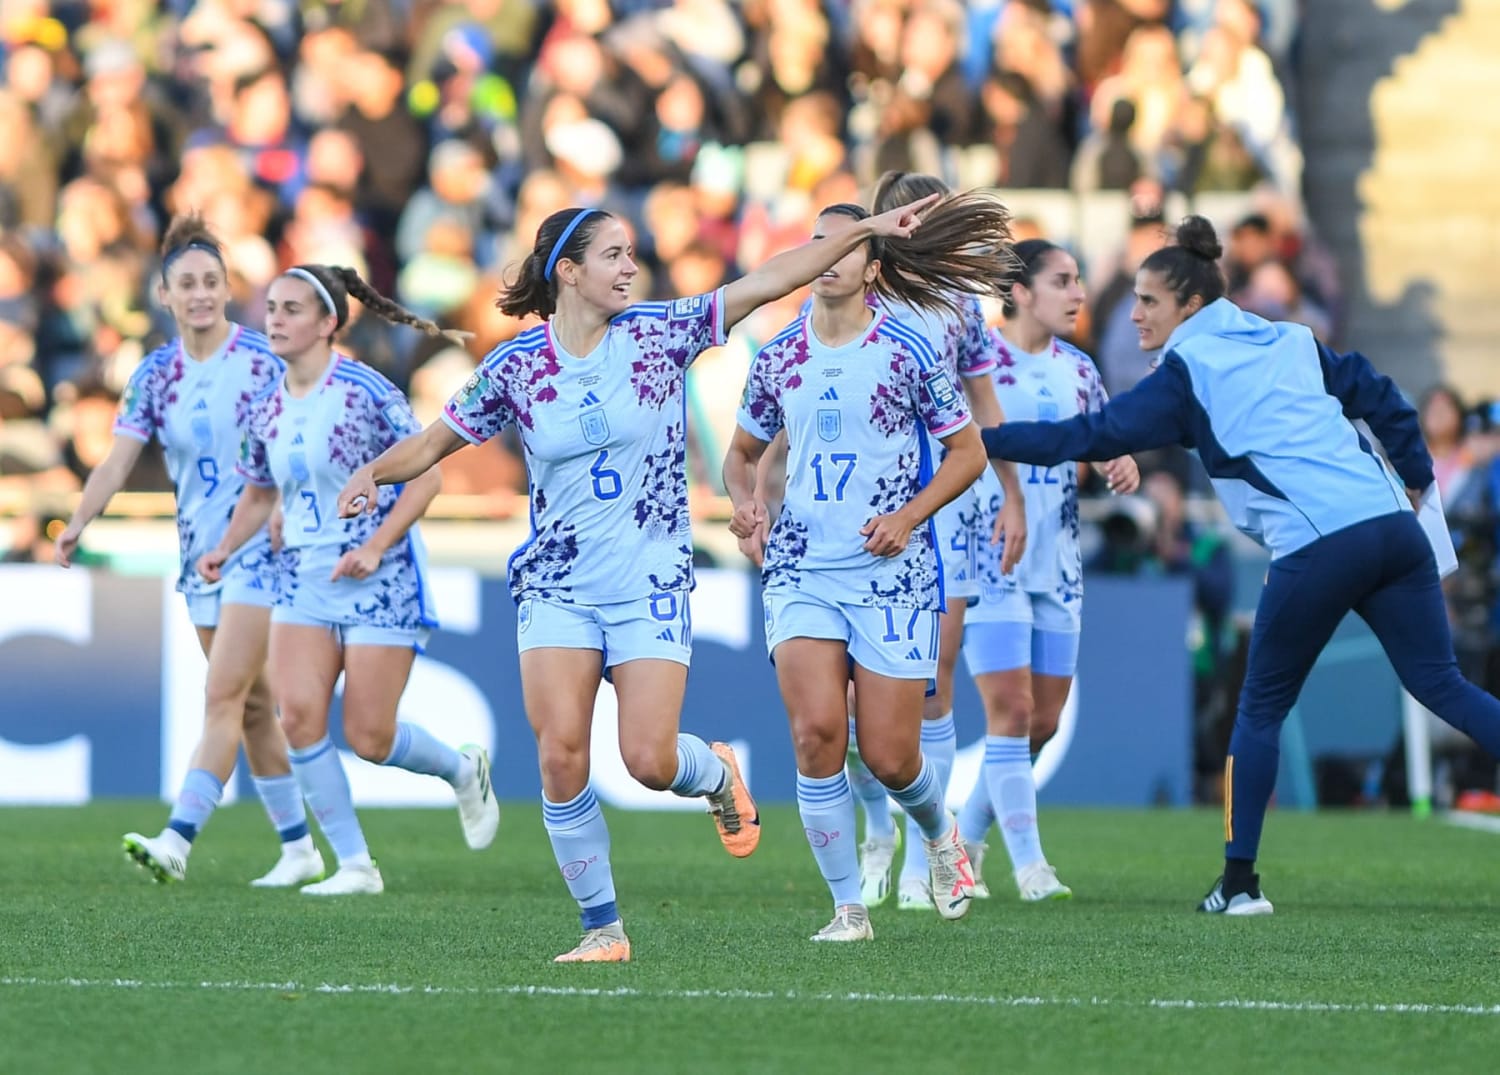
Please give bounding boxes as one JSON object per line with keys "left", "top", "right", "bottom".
{"left": 719, "top": 194, "right": 938, "bottom": 331}
{"left": 982, "top": 358, "right": 1194, "bottom": 465}
{"left": 339, "top": 421, "right": 466, "bottom": 517}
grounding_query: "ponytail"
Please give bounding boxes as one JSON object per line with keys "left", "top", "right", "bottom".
{"left": 498, "top": 207, "right": 613, "bottom": 319}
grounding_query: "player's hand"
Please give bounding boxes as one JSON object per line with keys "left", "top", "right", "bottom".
{"left": 737, "top": 524, "right": 768, "bottom": 568}
{"left": 861, "top": 510, "right": 917, "bottom": 557}
{"left": 197, "top": 547, "right": 229, "bottom": 583}
{"left": 54, "top": 522, "right": 83, "bottom": 568}
{"left": 729, "top": 498, "right": 767, "bottom": 541}
{"left": 1101, "top": 455, "right": 1140, "bottom": 495}
{"left": 337, "top": 467, "right": 380, "bottom": 518}
{"left": 994, "top": 497, "right": 1028, "bottom": 575}
{"left": 866, "top": 193, "right": 941, "bottom": 239}
{"left": 269, "top": 505, "right": 285, "bottom": 553}
{"left": 736, "top": 499, "right": 771, "bottom": 566}
{"left": 330, "top": 544, "right": 382, "bottom": 582}
{"left": 1406, "top": 486, "right": 1423, "bottom": 512}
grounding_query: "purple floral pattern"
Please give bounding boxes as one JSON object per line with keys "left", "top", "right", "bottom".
{"left": 634, "top": 419, "right": 691, "bottom": 540}
{"left": 742, "top": 315, "right": 969, "bottom": 611}
{"left": 953, "top": 295, "right": 998, "bottom": 378}
{"left": 117, "top": 330, "right": 283, "bottom": 598}
{"left": 868, "top": 449, "right": 922, "bottom": 518}
{"left": 447, "top": 295, "right": 723, "bottom": 605}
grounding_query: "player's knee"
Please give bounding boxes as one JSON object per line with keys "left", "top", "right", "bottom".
{"left": 537, "top": 737, "right": 589, "bottom": 790}
{"left": 344, "top": 722, "right": 395, "bottom": 764}
{"left": 203, "top": 674, "right": 255, "bottom": 721}
{"left": 789, "top": 719, "right": 843, "bottom": 772}
{"left": 621, "top": 742, "right": 676, "bottom": 791}
{"left": 859, "top": 741, "right": 914, "bottom": 789}
{"left": 984, "top": 691, "right": 1033, "bottom": 736}
{"left": 1030, "top": 711, "right": 1060, "bottom": 745}
{"left": 276, "top": 697, "right": 326, "bottom": 747}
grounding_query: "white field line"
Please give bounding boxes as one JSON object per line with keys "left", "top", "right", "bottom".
{"left": 1, "top": 976, "right": 1497, "bottom": 1017}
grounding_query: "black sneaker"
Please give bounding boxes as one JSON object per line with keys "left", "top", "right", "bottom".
{"left": 1197, "top": 874, "right": 1274, "bottom": 915}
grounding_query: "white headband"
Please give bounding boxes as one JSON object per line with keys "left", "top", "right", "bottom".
{"left": 284, "top": 267, "right": 337, "bottom": 319}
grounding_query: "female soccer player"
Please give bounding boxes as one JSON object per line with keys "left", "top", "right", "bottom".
{"left": 818, "top": 171, "right": 1028, "bottom": 913}
{"left": 56, "top": 213, "right": 321, "bottom": 888}
{"left": 981, "top": 216, "right": 1500, "bottom": 914}
{"left": 954, "top": 238, "right": 1138, "bottom": 904}
{"left": 198, "top": 263, "right": 498, "bottom": 896}
{"left": 724, "top": 193, "right": 1017, "bottom": 941}
{"left": 337, "top": 195, "right": 939, "bottom": 961}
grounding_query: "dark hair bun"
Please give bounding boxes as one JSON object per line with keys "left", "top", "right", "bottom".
{"left": 1175, "top": 215, "right": 1223, "bottom": 262}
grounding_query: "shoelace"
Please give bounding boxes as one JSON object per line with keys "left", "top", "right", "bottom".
{"left": 820, "top": 909, "right": 866, "bottom": 936}
{"left": 710, "top": 782, "right": 742, "bottom": 834}
{"left": 575, "top": 927, "right": 625, "bottom": 953}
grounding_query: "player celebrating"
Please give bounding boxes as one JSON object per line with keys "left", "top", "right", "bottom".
{"left": 57, "top": 213, "right": 321, "bottom": 889}
{"left": 843, "top": 171, "right": 1028, "bottom": 912}
{"left": 724, "top": 192, "right": 1016, "bottom": 941}
{"left": 981, "top": 216, "right": 1500, "bottom": 914}
{"left": 955, "top": 238, "right": 1138, "bottom": 903}
{"left": 199, "top": 263, "right": 498, "bottom": 896}
{"left": 336, "top": 195, "right": 940, "bottom": 961}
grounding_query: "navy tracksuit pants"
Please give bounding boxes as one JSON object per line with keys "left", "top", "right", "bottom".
{"left": 1226, "top": 510, "right": 1500, "bottom": 860}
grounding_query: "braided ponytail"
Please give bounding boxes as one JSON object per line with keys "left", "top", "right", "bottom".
{"left": 283, "top": 264, "right": 473, "bottom": 346}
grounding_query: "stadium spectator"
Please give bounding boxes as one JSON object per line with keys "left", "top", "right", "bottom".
{"left": 0, "top": 0, "right": 1319, "bottom": 511}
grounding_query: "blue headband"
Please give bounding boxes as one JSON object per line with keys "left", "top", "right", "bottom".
{"left": 161, "top": 240, "right": 225, "bottom": 283}
{"left": 544, "top": 209, "right": 600, "bottom": 282}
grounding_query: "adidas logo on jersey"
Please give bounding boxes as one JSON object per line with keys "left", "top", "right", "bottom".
{"left": 656, "top": 628, "right": 675, "bottom": 642}
{"left": 193, "top": 400, "right": 208, "bottom": 411}
{"left": 291, "top": 433, "right": 305, "bottom": 446}
{"left": 579, "top": 391, "right": 602, "bottom": 409}
{"left": 819, "top": 387, "right": 839, "bottom": 401}
{"left": 905, "top": 646, "right": 924, "bottom": 661}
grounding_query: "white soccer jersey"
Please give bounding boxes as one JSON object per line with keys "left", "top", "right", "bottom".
{"left": 976, "top": 335, "right": 1108, "bottom": 601}
{"left": 737, "top": 309, "right": 971, "bottom": 610}
{"left": 114, "top": 324, "right": 283, "bottom": 596}
{"left": 238, "top": 354, "right": 423, "bottom": 552}
{"left": 443, "top": 290, "right": 726, "bottom": 604}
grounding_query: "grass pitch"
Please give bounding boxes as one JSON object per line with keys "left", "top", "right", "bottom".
{"left": 3, "top": 803, "right": 1499, "bottom": 1074}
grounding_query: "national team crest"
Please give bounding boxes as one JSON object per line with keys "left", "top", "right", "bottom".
{"left": 817, "top": 409, "right": 841, "bottom": 442}
{"left": 580, "top": 408, "right": 610, "bottom": 446}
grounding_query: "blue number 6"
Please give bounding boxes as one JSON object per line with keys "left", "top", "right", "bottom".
{"left": 590, "top": 449, "right": 623, "bottom": 501}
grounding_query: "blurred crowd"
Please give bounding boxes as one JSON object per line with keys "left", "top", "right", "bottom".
{"left": 0, "top": 0, "right": 1330, "bottom": 509}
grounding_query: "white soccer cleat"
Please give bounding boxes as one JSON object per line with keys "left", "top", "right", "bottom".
{"left": 963, "top": 840, "right": 991, "bottom": 899}
{"left": 858, "top": 830, "right": 900, "bottom": 906}
{"left": 923, "top": 819, "right": 975, "bottom": 920}
{"left": 122, "top": 831, "right": 187, "bottom": 884}
{"left": 897, "top": 876, "right": 933, "bottom": 911}
{"left": 454, "top": 744, "right": 500, "bottom": 851}
{"left": 811, "top": 904, "right": 874, "bottom": 942}
{"left": 301, "top": 862, "right": 384, "bottom": 896}
{"left": 249, "top": 845, "right": 326, "bottom": 888}
{"left": 1016, "top": 860, "right": 1073, "bottom": 902}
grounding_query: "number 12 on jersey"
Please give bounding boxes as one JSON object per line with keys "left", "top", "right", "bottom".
{"left": 810, "top": 452, "right": 857, "bottom": 502}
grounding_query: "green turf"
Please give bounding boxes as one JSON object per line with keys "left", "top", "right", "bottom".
{"left": 3, "top": 803, "right": 1499, "bottom": 1074}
